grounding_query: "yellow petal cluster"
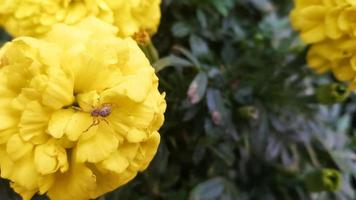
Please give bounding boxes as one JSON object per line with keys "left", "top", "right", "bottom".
{"left": 290, "top": 0, "right": 356, "bottom": 44}
{"left": 0, "top": 0, "right": 113, "bottom": 37}
{"left": 290, "top": 0, "right": 356, "bottom": 89}
{"left": 104, "top": 0, "right": 161, "bottom": 37}
{"left": 0, "top": 0, "right": 161, "bottom": 38}
{"left": 0, "top": 17, "right": 166, "bottom": 200}
{"left": 307, "top": 37, "right": 356, "bottom": 89}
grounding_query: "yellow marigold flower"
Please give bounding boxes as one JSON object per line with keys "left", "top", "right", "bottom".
{"left": 0, "top": 0, "right": 161, "bottom": 38}
{"left": 290, "top": 0, "right": 356, "bottom": 43}
{"left": 0, "top": 17, "right": 166, "bottom": 200}
{"left": 307, "top": 36, "right": 356, "bottom": 89}
{"left": 0, "top": 0, "right": 113, "bottom": 37}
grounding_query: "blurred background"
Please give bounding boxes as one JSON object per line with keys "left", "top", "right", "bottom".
{"left": 1, "top": 0, "right": 356, "bottom": 200}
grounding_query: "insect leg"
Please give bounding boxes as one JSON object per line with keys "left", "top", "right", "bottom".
{"left": 102, "top": 118, "right": 110, "bottom": 125}
{"left": 102, "top": 103, "right": 115, "bottom": 109}
{"left": 83, "top": 117, "right": 100, "bottom": 133}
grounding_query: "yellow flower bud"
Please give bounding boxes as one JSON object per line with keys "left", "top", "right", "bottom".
{"left": 316, "top": 83, "right": 350, "bottom": 104}
{"left": 304, "top": 168, "right": 341, "bottom": 192}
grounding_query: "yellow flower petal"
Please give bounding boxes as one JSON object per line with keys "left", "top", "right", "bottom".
{"left": 127, "top": 128, "right": 147, "bottom": 143}
{"left": 64, "top": 112, "right": 93, "bottom": 141}
{"left": 2, "top": 150, "right": 39, "bottom": 192}
{"left": 97, "top": 151, "right": 129, "bottom": 174}
{"left": 289, "top": 2, "right": 353, "bottom": 43}
{"left": 76, "top": 90, "right": 101, "bottom": 112}
{"left": 325, "top": 8, "right": 343, "bottom": 39}
{"left": 45, "top": 23, "right": 91, "bottom": 49}
{"left": 103, "top": 69, "right": 153, "bottom": 102}
{"left": 119, "top": 143, "right": 139, "bottom": 161}
{"left": 38, "top": 175, "right": 55, "bottom": 195}
{"left": 89, "top": 170, "right": 137, "bottom": 199}
{"left": 19, "top": 101, "right": 51, "bottom": 144}
{"left": 34, "top": 142, "right": 68, "bottom": 175}
{"left": 138, "top": 131, "right": 160, "bottom": 170}
{"left": 64, "top": 3, "right": 88, "bottom": 24}
{"left": 76, "top": 124, "right": 119, "bottom": 163}
{"left": 301, "top": 24, "right": 326, "bottom": 43}
{"left": 0, "top": 127, "right": 17, "bottom": 145}
{"left": 71, "top": 52, "right": 121, "bottom": 93}
{"left": 109, "top": 102, "right": 155, "bottom": 131}
{"left": 144, "top": 91, "right": 167, "bottom": 130}
{"left": 332, "top": 62, "right": 356, "bottom": 81}
{"left": 47, "top": 162, "right": 96, "bottom": 200}
{"left": 42, "top": 67, "right": 74, "bottom": 110}
{"left": 11, "top": 183, "right": 37, "bottom": 200}
{"left": 6, "top": 134, "right": 33, "bottom": 161}
{"left": 12, "top": 88, "right": 41, "bottom": 111}
{"left": 47, "top": 109, "right": 75, "bottom": 138}
{"left": 106, "top": 0, "right": 162, "bottom": 37}
{"left": 0, "top": 100, "right": 19, "bottom": 131}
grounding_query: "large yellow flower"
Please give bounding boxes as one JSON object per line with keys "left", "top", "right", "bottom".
{"left": 0, "top": 0, "right": 161, "bottom": 38}
{"left": 290, "top": 0, "right": 356, "bottom": 43}
{"left": 0, "top": 17, "right": 166, "bottom": 200}
{"left": 307, "top": 36, "right": 356, "bottom": 89}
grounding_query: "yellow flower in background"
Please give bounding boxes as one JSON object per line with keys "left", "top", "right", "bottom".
{"left": 0, "top": 0, "right": 161, "bottom": 38}
{"left": 290, "top": 0, "right": 356, "bottom": 44}
{"left": 0, "top": 0, "right": 113, "bottom": 37}
{"left": 104, "top": 0, "right": 161, "bottom": 37}
{"left": 0, "top": 17, "right": 166, "bottom": 200}
{"left": 307, "top": 36, "right": 356, "bottom": 89}
{"left": 290, "top": 0, "right": 356, "bottom": 90}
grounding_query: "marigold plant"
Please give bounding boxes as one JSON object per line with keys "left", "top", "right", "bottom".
{"left": 0, "top": 17, "right": 166, "bottom": 200}
{"left": 0, "top": 0, "right": 161, "bottom": 38}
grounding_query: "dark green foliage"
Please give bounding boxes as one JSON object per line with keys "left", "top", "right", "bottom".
{"left": 1, "top": 0, "right": 356, "bottom": 200}
{"left": 118, "top": 0, "right": 356, "bottom": 199}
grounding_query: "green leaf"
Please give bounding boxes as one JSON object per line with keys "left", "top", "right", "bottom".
{"left": 190, "top": 35, "right": 209, "bottom": 58}
{"left": 172, "top": 22, "right": 191, "bottom": 37}
{"left": 250, "top": 0, "right": 274, "bottom": 12}
{"left": 330, "top": 151, "right": 356, "bottom": 175}
{"left": 206, "top": 89, "right": 228, "bottom": 125}
{"left": 173, "top": 46, "right": 201, "bottom": 68}
{"left": 210, "top": 144, "right": 235, "bottom": 166}
{"left": 196, "top": 9, "right": 207, "bottom": 29}
{"left": 210, "top": 0, "right": 234, "bottom": 17}
{"left": 189, "top": 177, "right": 225, "bottom": 200}
{"left": 187, "top": 72, "right": 208, "bottom": 104}
{"left": 153, "top": 55, "right": 192, "bottom": 72}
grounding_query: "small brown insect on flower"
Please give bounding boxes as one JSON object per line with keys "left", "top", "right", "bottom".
{"left": 83, "top": 103, "right": 113, "bottom": 133}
